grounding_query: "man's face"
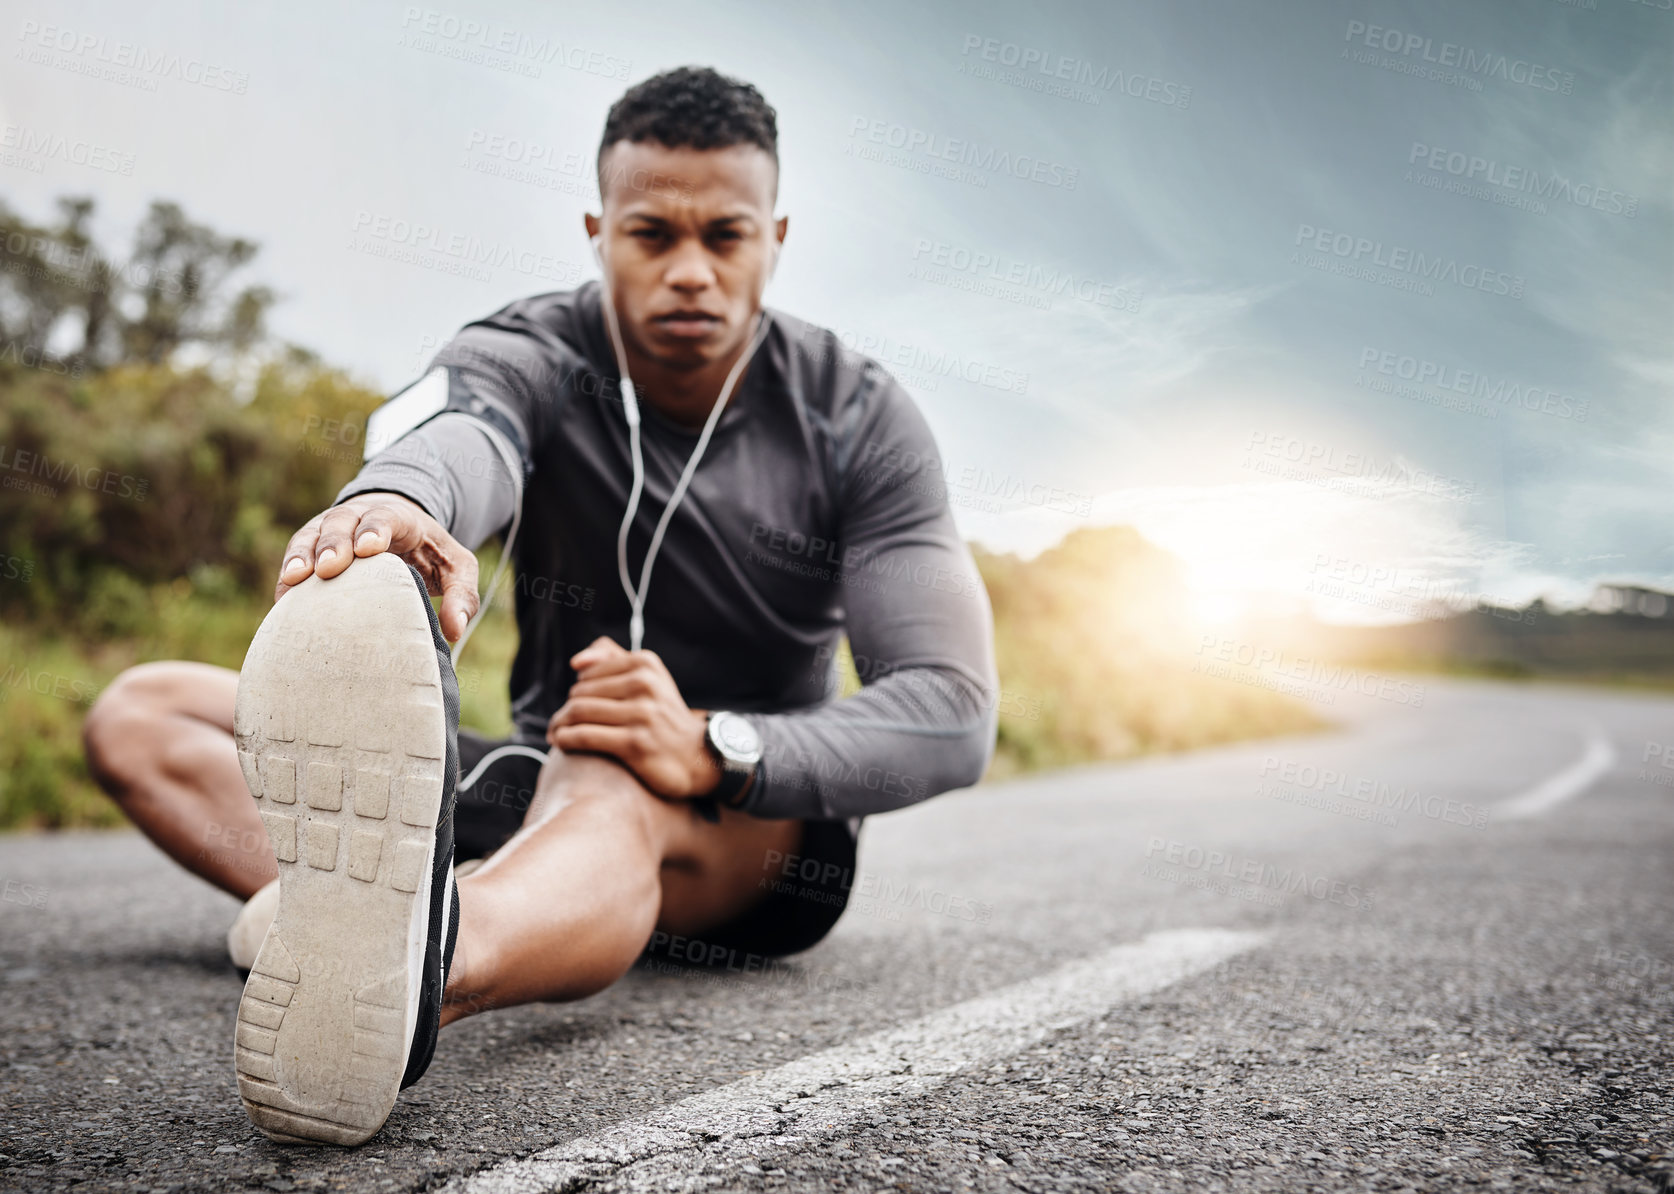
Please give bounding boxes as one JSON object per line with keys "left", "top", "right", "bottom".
{"left": 587, "top": 140, "right": 784, "bottom": 371}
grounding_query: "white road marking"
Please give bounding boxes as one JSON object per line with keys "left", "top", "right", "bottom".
{"left": 446, "top": 927, "right": 1264, "bottom": 1193}
{"left": 1493, "top": 728, "right": 1616, "bottom": 821}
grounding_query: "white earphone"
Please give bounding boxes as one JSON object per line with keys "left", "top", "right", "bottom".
{"left": 589, "top": 227, "right": 775, "bottom": 652}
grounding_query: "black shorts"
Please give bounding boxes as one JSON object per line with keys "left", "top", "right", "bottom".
{"left": 455, "top": 729, "right": 859, "bottom": 959}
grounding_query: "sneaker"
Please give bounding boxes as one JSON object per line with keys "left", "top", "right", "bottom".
{"left": 227, "top": 878, "right": 280, "bottom": 974}
{"left": 230, "top": 552, "right": 461, "bottom": 1145}
{"left": 228, "top": 859, "right": 487, "bottom": 976}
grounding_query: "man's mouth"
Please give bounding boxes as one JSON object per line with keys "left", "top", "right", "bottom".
{"left": 652, "top": 310, "right": 722, "bottom": 338}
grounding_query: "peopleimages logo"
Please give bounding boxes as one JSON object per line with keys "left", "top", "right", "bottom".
{"left": 1407, "top": 143, "right": 1637, "bottom": 218}
{"left": 1244, "top": 430, "right": 1482, "bottom": 503}
{"left": 846, "top": 117, "right": 1079, "bottom": 190}
{"left": 1357, "top": 347, "right": 1589, "bottom": 421}
{"left": 349, "top": 211, "right": 585, "bottom": 285}
{"left": 0, "top": 125, "right": 135, "bottom": 175}
{"left": 811, "top": 326, "right": 1030, "bottom": 396}
{"left": 15, "top": 20, "right": 251, "bottom": 93}
{"left": 0, "top": 340, "right": 86, "bottom": 378}
{"left": 1143, "top": 837, "right": 1375, "bottom": 910}
{"left": 1258, "top": 757, "right": 1489, "bottom": 830}
{"left": 1306, "top": 553, "right": 1538, "bottom": 626}
{"left": 745, "top": 521, "right": 983, "bottom": 600}
{"left": 1194, "top": 632, "right": 1427, "bottom": 708}
{"left": 1292, "top": 223, "right": 1524, "bottom": 300}
{"left": 396, "top": 7, "right": 630, "bottom": 79}
{"left": 0, "top": 233, "right": 190, "bottom": 298}
{"left": 1342, "top": 21, "right": 1576, "bottom": 94}
{"left": 0, "top": 443, "right": 148, "bottom": 501}
{"left": 909, "top": 239, "right": 1141, "bottom": 312}
{"left": 0, "top": 664, "right": 100, "bottom": 707}
{"left": 957, "top": 34, "right": 1192, "bottom": 109}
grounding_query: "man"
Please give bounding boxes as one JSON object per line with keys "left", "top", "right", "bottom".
{"left": 82, "top": 66, "right": 997, "bottom": 1145}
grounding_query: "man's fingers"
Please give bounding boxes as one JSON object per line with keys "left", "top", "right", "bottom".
{"left": 280, "top": 547, "right": 313, "bottom": 584}
{"left": 551, "top": 697, "right": 645, "bottom": 728}
{"left": 275, "top": 520, "right": 323, "bottom": 599}
{"left": 434, "top": 534, "right": 481, "bottom": 643}
{"left": 275, "top": 495, "right": 481, "bottom": 642}
{"left": 550, "top": 724, "right": 637, "bottom": 759}
{"left": 350, "top": 509, "right": 397, "bottom": 558}
{"left": 438, "top": 557, "right": 481, "bottom": 644}
{"left": 566, "top": 673, "right": 655, "bottom": 701}
{"left": 311, "top": 507, "right": 367, "bottom": 579}
{"left": 570, "top": 649, "right": 657, "bottom": 681}
{"left": 570, "top": 635, "right": 628, "bottom": 669}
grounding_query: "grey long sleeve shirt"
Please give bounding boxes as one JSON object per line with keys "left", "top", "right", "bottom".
{"left": 335, "top": 281, "right": 998, "bottom": 822}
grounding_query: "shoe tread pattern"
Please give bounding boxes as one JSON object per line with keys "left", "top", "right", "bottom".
{"left": 231, "top": 554, "right": 446, "bottom": 1146}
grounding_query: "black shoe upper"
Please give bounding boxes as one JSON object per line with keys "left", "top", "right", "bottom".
{"left": 399, "top": 560, "right": 461, "bottom": 1090}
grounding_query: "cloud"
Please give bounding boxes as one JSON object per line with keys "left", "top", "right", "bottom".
{"left": 1511, "top": 61, "right": 1674, "bottom": 400}
{"left": 877, "top": 277, "right": 1278, "bottom": 439}
{"left": 964, "top": 476, "right": 1536, "bottom": 625}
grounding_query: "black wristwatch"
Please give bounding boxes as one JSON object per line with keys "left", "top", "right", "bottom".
{"left": 704, "top": 711, "right": 762, "bottom": 808}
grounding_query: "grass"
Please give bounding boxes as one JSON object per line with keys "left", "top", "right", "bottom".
{"left": 0, "top": 528, "right": 1329, "bottom": 831}
{"left": 0, "top": 549, "right": 521, "bottom": 831}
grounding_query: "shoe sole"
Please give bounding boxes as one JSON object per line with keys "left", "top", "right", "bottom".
{"left": 231, "top": 553, "right": 446, "bottom": 1146}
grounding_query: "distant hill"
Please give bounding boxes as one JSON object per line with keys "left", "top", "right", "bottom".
{"left": 1261, "top": 583, "right": 1674, "bottom": 686}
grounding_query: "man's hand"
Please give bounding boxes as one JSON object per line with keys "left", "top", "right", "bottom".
{"left": 546, "top": 636, "right": 723, "bottom": 800}
{"left": 276, "top": 491, "right": 480, "bottom": 642}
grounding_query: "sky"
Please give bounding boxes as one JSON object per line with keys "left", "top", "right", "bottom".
{"left": 2, "top": 0, "right": 1669, "bottom": 625}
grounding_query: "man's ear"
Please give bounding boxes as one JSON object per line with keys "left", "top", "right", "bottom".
{"left": 770, "top": 215, "right": 788, "bottom": 277}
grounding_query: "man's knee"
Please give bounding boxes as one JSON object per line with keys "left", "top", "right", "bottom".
{"left": 531, "top": 750, "right": 664, "bottom": 835}
{"left": 83, "top": 662, "right": 192, "bottom": 791}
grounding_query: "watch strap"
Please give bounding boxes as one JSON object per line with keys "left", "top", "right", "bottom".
{"left": 711, "top": 762, "right": 753, "bottom": 808}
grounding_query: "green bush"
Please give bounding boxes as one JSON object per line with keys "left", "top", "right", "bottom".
{"left": 979, "top": 527, "right": 1323, "bottom": 777}
{"left": 0, "top": 355, "right": 382, "bottom": 633}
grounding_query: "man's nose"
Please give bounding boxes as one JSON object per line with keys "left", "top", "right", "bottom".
{"left": 663, "top": 242, "right": 717, "bottom": 291}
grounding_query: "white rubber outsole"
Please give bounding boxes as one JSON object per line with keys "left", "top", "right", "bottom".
{"left": 231, "top": 553, "right": 446, "bottom": 1146}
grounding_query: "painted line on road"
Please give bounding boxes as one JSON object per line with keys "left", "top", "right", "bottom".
{"left": 1493, "top": 728, "right": 1616, "bottom": 821}
{"left": 446, "top": 927, "right": 1264, "bottom": 1193}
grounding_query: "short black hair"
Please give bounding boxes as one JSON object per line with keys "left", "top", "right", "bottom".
{"left": 598, "top": 66, "right": 778, "bottom": 194}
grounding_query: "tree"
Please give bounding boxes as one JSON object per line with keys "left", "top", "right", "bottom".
{"left": 0, "top": 194, "right": 275, "bottom": 372}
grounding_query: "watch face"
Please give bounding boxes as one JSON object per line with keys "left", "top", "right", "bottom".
{"left": 711, "top": 712, "right": 762, "bottom": 765}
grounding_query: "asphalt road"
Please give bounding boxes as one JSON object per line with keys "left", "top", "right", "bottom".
{"left": 2, "top": 676, "right": 1671, "bottom": 1193}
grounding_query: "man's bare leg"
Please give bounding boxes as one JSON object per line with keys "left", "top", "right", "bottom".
{"left": 83, "top": 662, "right": 276, "bottom": 899}
{"left": 443, "top": 751, "right": 802, "bottom": 1025}
{"left": 84, "top": 661, "right": 805, "bottom": 1016}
